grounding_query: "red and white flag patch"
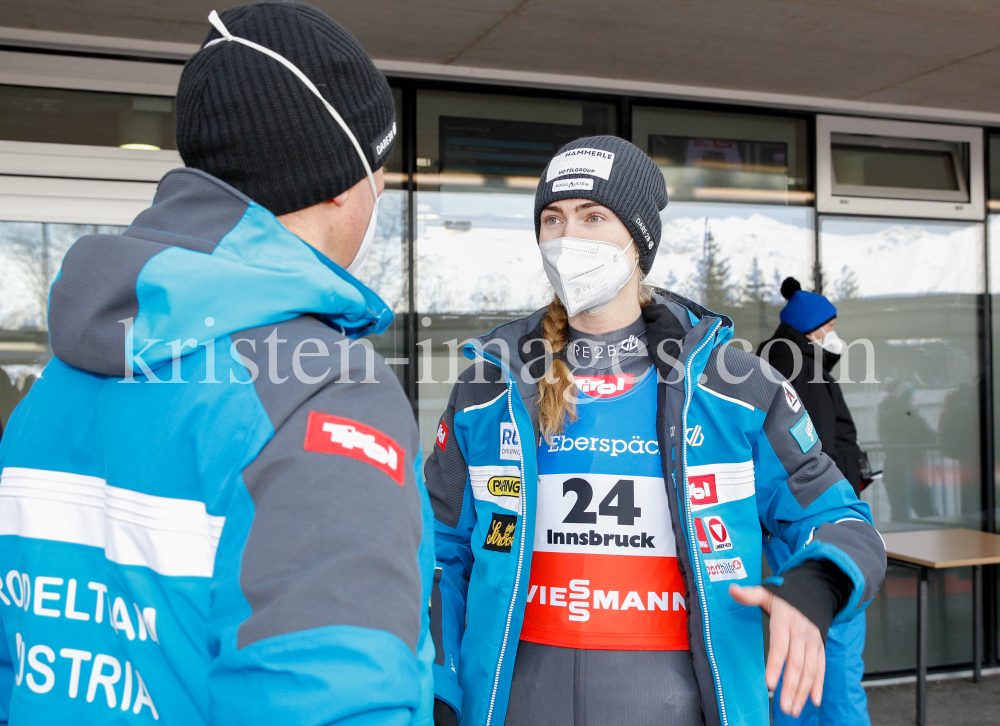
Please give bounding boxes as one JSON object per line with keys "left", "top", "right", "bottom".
{"left": 304, "top": 412, "right": 405, "bottom": 486}
{"left": 436, "top": 420, "right": 449, "bottom": 451}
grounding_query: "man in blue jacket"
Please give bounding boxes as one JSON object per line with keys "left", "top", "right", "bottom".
{"left": 0, "top": 3, "right": 434, "bottom": 724}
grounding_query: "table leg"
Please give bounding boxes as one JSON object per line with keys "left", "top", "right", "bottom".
{"left": 917, "top": 566, "right": 928, "bottom": 726}
{"left": 973, "top": 565, "right": 982, "bottom": 684}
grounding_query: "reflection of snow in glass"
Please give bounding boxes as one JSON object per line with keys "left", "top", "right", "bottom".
{"left": 0, "top": 222, "right": 124, "bottom": 330}
{"left": 415, "top": 196, "right": 815, "bottom": 315}
{"left": 416, "top": 191, "right": 550, "bottom": 313}
{"left": 351, "top": 189, "right": 407, "bottom": 312}
{"left": 649, "top": 202, "right": 813, "bottom": 308}
{"left": 820, "top": 216, "right": 983, "bottom": 299}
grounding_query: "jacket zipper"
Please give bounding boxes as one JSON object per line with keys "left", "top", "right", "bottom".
{"left": 681, "top": 321, "right": 728, "bottom": 726}
{"left": 476, "top": 353, "right": 527, "bottom": 726}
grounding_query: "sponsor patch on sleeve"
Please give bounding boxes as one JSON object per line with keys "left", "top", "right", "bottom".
{"left": 304, "top": 412, "right": 405, "bottom": 486}
{"left": 781, "top": 381, "right": 802, "bottom": 412}
{"left": 704, "top": 556, "right": 747, "bottom": 582}
{"left": 546, "top": 147, "right": 615, "bottom": 182}
{"left": 470, "top": 465, "right": 522, "bottom": 513}
{"left": 483, "top": 512, "right": 518, "bottom": 553}
{"left": 790, "top": 411, "right": 819, "bottom": 453}
{"left": 686, "top": 461, "right": 755, "bottom": 511}
{"left": 436, "top": 419, "right": 449, "bottom": 451}
{"left": 551, "top": 178, "right": 594, "bottom": 192}
{"left": 696, "top": 515, "right": 733, "bottom": 553}
{"left": 500, "top": 422, "right": 522, "bottom": 461}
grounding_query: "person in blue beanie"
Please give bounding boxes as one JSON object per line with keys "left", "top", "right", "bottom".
{"left": 757, "top": 277, "right": 871, "bottom": 726}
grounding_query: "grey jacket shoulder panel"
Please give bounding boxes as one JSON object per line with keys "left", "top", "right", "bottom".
{"left": 234, "top": 315, "right": 424, "bottom": 653}
{"left": 49, "top": 234, "right": 162, "bottom": 377}
{"left": 48, "top": 168, "right": 253, "bottom": 377}
{"left": 128, "top": 167, "right": 252, "bottom": 251}
{"left": 700, "top": 345, "right": 781, "bottom": 413}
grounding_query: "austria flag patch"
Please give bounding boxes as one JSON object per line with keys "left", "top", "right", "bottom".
{"left": 304, "top": 412, "right": 405, "bottom": 486}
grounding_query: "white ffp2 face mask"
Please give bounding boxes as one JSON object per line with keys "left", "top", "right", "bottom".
{"left": 539, "top": 237, "right": 638, "bottom": 317}
{"left": 205, "top": 10, "right": 380, "bottom": 277}
{"left": 818, "top": 329, "right": 844, "bottom": 354}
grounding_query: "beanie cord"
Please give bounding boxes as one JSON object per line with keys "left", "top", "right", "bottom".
{"left": 204, "top": 9, "right": 377, "bottom": 200}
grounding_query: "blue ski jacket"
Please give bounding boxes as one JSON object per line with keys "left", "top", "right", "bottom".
{"left": 424, "top": 295, "right": 886, "bottom": 726}
{"left": 0, "top": 168, "right": 435, "bottom": 725}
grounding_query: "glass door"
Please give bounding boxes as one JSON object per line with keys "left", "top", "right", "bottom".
{"left": 817, "top": 214, "right": 985, "bottom": 674}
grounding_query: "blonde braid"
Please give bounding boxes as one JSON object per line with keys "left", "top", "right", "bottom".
{"left": 537, "top": 297, "right": 577, "bottom": 442}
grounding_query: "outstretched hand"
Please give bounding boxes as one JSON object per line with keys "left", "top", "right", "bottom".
{"left": 729, "top": 584, "right": 825, "bottom": 717}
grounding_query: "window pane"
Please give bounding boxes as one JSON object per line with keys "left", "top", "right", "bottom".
{"left": 818, "top": 215, "right": 984, "bottom": 673}
{"left": 648, "top": 202, "right": 814, "bottom": 350}
{"left": 632, "top": 106, "right": 811, "bottom": 204}
{"left": 0, "top": 85, "right": 177, "bottom": 150}
{"left": 351, "top": 86, "right": 408, "bottom": 392}
{"left": 415, "top": 90, "right": 616, "bottom": 452}
{"left": 0, "top": 221, "right": 125, "bottom": 428}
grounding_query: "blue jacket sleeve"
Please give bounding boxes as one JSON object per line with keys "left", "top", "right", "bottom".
{"left": 424, "top": 376, "right": 493, "bottom": 718}
{"left": 753, "top": 377, "right": 886, "bottom": 623}
{"left": 207, "top": 351, "right": 434, "bottom": 725}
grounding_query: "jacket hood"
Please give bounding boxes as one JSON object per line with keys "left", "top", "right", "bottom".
{"left": 48, "top": 167, "right": 392, "bottom": 377}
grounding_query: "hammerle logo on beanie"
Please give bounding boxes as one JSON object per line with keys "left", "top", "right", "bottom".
{"left": 371, "top": 119, "right": 397, "bottom": 163}
{"left": 546, "top": 147, "right": 615, "bottom": 182}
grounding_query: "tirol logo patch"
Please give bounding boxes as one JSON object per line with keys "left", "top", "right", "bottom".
{"left": 705, "top": 556, "right": 747, "bottom": 582}
{"left": 487, "top": 476, "right": 521, "bottom": 498}
{"left": 632, "top": 213, "right": 654, "bottom": 250}
{"left": 304, "top": 412, "right": 405, "bottom": 486}
{"left": 500, "top": 422, "right": 522, "bottom": 461}
{"left": 688, "top": 474, "right": 718, "bottom": 506}
{"left": 483, "top": 512, "right": 518, "bottom": 553}
{"left": 546, "top": 147, "right": 615, "bottom": 182}
{"left": 782, "top": 381, "right": 802, "bottom": 413}
{"left": 790, "top": 411, "right": 819, "bottom": 454}
{"left": 371, "top": 119, "right": 397, "bottom": 163}
{"left": 436, "top": 420, "right": 449, "bottom": 451}
{"left": 552, "top": 178, "right": 594, "bottom": 193}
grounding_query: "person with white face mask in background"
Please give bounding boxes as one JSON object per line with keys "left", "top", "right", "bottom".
{"left": 426, "top": 136, "right": 885, "bottom": 726}
{"left": 0, "top": 3, "right": 434, "bottom": 724}
{"left": 757, "top": 277, "right": 872, "bottom": 726}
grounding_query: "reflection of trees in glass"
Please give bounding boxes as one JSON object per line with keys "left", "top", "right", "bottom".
{"left": 354, "top": 192, "right": 406, "bottom": 312}
{"left": 2, "top": 223, "right": 50, "bottom": 329}
{"left": 1, "top": 223, "right": 120, "bottom": 331}
{"left": 739, "top": 257, "right": 769, "bottom": 331}
{"left": 697, "top": 220, "right": 733, "bottom": 310}
{"left": 834, "top": 265, "right": 860, "bottom": 301}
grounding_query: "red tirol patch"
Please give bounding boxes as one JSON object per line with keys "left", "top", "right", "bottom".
{"left": 573, "top": 373, "right": 635, "bottom": 398}
{"left": 688, "top": 474, "right": 718, "bottom": 507}
{"left": 304, "top": 412, "right": 405, "bottom": 486}
{"left": 436, "top": 420, "right": 449, "bottom": 451}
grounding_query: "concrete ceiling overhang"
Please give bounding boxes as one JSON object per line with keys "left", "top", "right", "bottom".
{"left": 1, "top": 0, "right": 999, "bottom": 115}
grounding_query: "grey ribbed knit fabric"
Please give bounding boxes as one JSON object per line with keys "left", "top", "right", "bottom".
{"left": 176, "top": 1, "right": 396, "bottom": 216}
{"left": 534, "top": 136, "right": 668, "bottom": 274}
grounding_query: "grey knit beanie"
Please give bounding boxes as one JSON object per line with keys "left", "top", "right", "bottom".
{"left": 534, "top": 136, "right": 668, "bottom": 274}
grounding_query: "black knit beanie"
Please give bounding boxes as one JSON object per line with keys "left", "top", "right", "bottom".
{"left": 534, "top": 136, "right": 668, "bottom": 274}
{"left": 176, "top": 1, "right": 396, "bottom": 216}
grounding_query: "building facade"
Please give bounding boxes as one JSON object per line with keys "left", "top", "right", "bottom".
{"left": 1, "top": 34, "right": 998, "bottom": 681}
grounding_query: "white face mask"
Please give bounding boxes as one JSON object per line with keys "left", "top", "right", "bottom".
{"left": 205, "top": 10, "right": 380, "bottom": 277}
{"left": 539, "top": 237, "right": 638, "bottom": 317}
{"left": 818, "top": 330, "right": 844, "bottom": 354}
